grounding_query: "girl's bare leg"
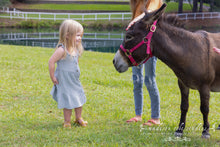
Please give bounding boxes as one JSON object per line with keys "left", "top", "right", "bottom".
{"left": 75, "top": 106, "right": 82, "bottom": 120}
{"left": 75, "top": 107, "right": 87, "bottom": 126}
{"left": 63, "top": 108, "right": 72, "bottom": 123}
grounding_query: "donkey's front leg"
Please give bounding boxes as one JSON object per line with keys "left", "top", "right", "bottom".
{"left": 175, "top": 80, "right": 189, "bottom": 137}
{"left": 199, "top": 85, "right": 210, "bottom": 138}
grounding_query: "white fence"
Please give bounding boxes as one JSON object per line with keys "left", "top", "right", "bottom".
{"left": 0, "top": 8, "right": 131, "bottom": 21}
{"left": 177, "top": 12, "right": 220, "bottom": 20}
{"left": 0, "top": 32, "right": 124, "bottom": 41}
{"left": 0, "top": 32, "right": 123, "bottom": 50}
{"left": 0, "top": 7, "right": 219, "bottom": 21}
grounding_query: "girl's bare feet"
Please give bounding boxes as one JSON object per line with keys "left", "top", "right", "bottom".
{"left": 75, "top": 118, "right": 88, "bottom": 127}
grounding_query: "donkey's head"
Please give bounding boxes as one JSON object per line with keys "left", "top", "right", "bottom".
{"left": 113, "top": 3, "right": 166, "bottom": 73}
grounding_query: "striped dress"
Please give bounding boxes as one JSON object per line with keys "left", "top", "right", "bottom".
{"left": 50, "top": 44, "right": 86, "bottom": 109}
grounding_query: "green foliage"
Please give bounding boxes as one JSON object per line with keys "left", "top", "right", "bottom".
{"left": 0, "top": 45, "right": 220, "bottom": 146}
{"left": 15, "top": 20, "right": 62, "bottom": 29}
{"left": 12, "top": 19, "right": 128, "bottom": 30}
{"left": 0, "top": 0, "right": 10, "bottom": 7}
{"left": 18, "top": 20, "right": 34, "bottom": 28}
{"left": 215, "top": 0, "right": 220, "bottom": 7}
{"left": 86, "top": 21, "right": 127, "bottom": 31}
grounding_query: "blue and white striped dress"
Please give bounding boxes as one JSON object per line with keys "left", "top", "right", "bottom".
{"left": 50, "top": 44, "right": 86, "bottom": 109}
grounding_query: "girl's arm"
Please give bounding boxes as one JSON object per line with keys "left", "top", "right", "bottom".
{"left": 48, "top": 47, "right": 65, "bottom": 85}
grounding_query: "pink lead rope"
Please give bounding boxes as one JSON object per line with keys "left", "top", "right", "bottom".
{"left": 120, "top": 20, "right": 157, "bottom": 66}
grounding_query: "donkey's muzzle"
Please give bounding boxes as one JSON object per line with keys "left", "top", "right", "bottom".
{"left": 113, "top": 50, "right": 129, "bottom": 73}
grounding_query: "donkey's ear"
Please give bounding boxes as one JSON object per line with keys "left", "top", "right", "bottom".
{"left": 142, "top": 3, "right": 167, "bottom": 24}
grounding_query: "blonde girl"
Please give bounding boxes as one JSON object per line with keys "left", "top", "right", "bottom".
{"left": 49, "top": 19, "right": 87, "bottom": 128}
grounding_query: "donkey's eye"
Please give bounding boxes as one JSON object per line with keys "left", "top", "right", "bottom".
{"left": 125, "top": 34, "right": 134, "bottom": 41}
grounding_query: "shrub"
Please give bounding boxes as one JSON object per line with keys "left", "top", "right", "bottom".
{"left": 0, "top": 0, "right": 10, "bottom": 7}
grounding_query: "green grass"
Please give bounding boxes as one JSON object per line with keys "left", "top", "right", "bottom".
{"left": 12, "top": 2, "right": 195, "bottom": 12}
{"left": 15, "top": 3, "right": 131, "bottom": 11}
{"left": 0, "top": 45, "right": 220, "bottom": 146}
{"left": 166, "top": 2, "right": 194, "bottom": 12}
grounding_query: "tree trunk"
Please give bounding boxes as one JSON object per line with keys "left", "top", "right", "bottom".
{"left": 210, "top": 0, "right": 214, "bottom": 12}
{"left": 199, "top": 0, "right": 203, "bottom": 12}
{"left": 193, "top": 0, "right": 198, "bottom": 12}
{"left": 178, "top": 0, "right": 183, "bottom": 13}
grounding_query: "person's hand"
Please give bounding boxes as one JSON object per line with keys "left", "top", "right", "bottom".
{"left": 126, "top": 12, "right": 145, "bottom": 31}
{"left": 52, "top": 77, "right": 59, "bottom": 85}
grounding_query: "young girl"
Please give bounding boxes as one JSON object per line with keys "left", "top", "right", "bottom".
{"left": 49, "top": 19, "right": 87, "bottom": 128}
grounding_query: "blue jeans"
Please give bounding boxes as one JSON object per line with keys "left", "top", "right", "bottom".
{"left": 132, "top": 56, "right": 160, "bottom": 119}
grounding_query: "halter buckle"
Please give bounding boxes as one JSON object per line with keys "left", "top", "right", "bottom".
{"left": 150, "top": 24, "right": 156, "bottom": 32}
{"left": 125, "top": 49, "right": 131, "bottom": 57}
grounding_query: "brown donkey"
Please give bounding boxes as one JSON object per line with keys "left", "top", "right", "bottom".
{"left": 113, "top": 4, "right": 220, "bottom": 138}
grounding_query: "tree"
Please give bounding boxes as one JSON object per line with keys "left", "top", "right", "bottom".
{"left": 193, "top": 0, "right": 198, "bottom": 12}
{"left": 210, "top": 0, "right": 214, "bottom": 11}
{"left": 10, "top": 0, "right": 25, "bottom": 4}
{"left": 199, "top": 0, "right": 203, "bottom": 12}
{"left": 0, "top": 0, "right": 10, "bottom": 7}
{"left": 178, "top": 0, "right": 183, "bottom": 13}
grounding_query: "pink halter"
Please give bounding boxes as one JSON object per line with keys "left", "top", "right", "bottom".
{"left": 120, "top": 20, "right": 157, "bottom": 66}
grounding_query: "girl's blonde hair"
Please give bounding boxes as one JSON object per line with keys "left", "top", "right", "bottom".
{"left": 56, "top": 19, "right": 84, "bottom": 57}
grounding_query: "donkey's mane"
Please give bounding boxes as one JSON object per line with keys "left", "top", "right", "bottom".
{"left": 159, "top": 14, "right": 185, "bottom": 28}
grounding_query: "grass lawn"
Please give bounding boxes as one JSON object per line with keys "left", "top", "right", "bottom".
{"left": 13, "top": 2, "right": 193, "bottom": 12}
{"left": 14, "top": 3, "right": 131, "bottom": 11}
{"left": 0, "top": 44, "right": 220, "bottom": 146}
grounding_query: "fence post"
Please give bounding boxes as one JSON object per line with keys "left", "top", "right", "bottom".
{"left": 10, "top": 11, "right": 12, "bottom": 19}
{"left": 109, "top": 14, "right": 110, "bottom": 21}
{"left": 13, "top": 8, "right": 16, "bottom": 16}
{"left": 54, "top": 13, "right": 56, "bottom": 21}
{"left": 122, "top": 13, "right": 124, "bottom": 21}
{"left": 82, "top": 14, "right": 84, "bottom": 22}
{"left": 39, "top": 13, "right": 41, "bottom": 20}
